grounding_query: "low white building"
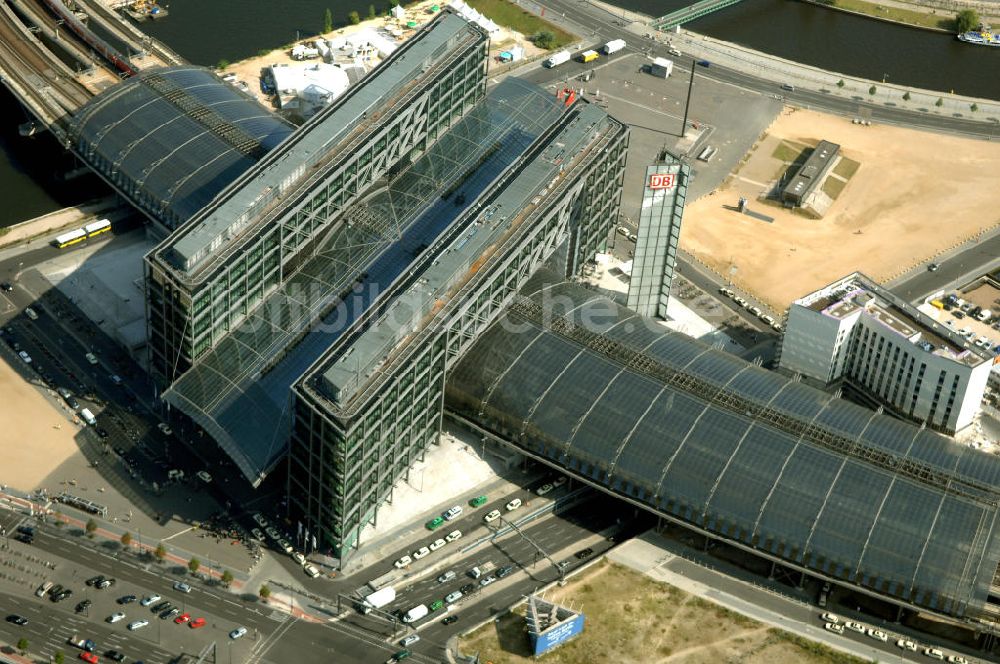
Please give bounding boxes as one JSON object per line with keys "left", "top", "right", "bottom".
{"left": 778, "top": 272, "right": 993, "bottom": 434}
{"left": 269, "top": 63, "right": 351, "bottom": 118}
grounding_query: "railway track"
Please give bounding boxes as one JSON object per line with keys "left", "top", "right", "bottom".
{"left": 0, "top": 0, "right": 90, "bottom": 125}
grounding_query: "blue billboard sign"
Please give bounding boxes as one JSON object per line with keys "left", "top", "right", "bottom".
{"left": 531, "top": 612, "right": 585, "bottom": 655}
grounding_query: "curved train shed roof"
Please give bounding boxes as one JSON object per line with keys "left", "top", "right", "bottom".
{"left": 446, "top": 275, "right": 1000, "bottom": 620}
{"left": 69, "top": 66, "right": 295, "bottom": 229}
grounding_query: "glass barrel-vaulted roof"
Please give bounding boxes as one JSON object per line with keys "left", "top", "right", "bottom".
{"left": 446, "top": 273, "right": 1000, "bottom": 620}
{"left": 162, "top": 78, "right": 568, "bottom": 484}
{"left": 69, "top": 66, "right": 295, "bottom": 229}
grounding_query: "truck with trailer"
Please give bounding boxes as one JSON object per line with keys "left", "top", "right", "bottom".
{"left": 544, "top": 50, "right": 570, "bottom": 68}
{"left": 403, "top": 604, "right": 429, "bottom": 623}
{"left": 357, "top": 586, "right": 396, "bottom": 614}
{"left": 602, "top": 39, "right": 626, "bottom": 54}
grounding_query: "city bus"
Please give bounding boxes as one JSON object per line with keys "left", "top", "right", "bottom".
{"left": 52, "top": 228, "right": 87, "bottom": 248}
{"left": 83, "top": 218, "right": 111, "bottom": 238}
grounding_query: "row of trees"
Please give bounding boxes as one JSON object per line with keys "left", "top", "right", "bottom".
{"left": 82, "top": 523, "right": 237, "bottom": 585}
{"left": 331, "top": 0, "right": 405, "bottom": 29}
{"left": 834, "top": 80, "right": 979, "bottom": 111}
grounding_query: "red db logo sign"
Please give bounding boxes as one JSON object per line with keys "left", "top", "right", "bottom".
{"left": 648, "top": 173, "right": 676, "bottom": 190}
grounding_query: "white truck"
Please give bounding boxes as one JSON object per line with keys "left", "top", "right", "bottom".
{"left": 602, "top": 39, "right": 626, "bottom": 55}
{"left": 403, "top": 604, "right": 429, "bottom": 623}
{"left": 357, "top": 586, "right": 396, "bottom": 614}
{"left": 544, "top": 50, "right": 571, "bottom": 68}
{"left": 650, "top": 57, "right": 673, "bottom": 78}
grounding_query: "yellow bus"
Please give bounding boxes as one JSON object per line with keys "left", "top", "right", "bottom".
{"left": 53, "top": 228, "right": 87, "bottom": 248}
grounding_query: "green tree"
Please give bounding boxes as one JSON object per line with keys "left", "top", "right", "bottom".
{"left": 347, "top": 9, "right": 360, "bottom": 24}
{"left": 85, "top": 518, "right": 98, "bottom": 538}
{"left": 221, "top": 570, "right": 234, "bottom": 586}
{"left": 154, "top": 542, "right": 167, "bottom": 562}
{"left": 54, "top": 651, "right": 65, "bottom": 664}
{"left": 120, "top": 532, "right": 132, "bottom": 548}
{"left": 259, "top": 584, "right": 271, "bottom": 601}
{"left": 16, "top": 638, "right": 28, "bottom": 653}
{"left": 955, "top": 9, "right": 980, "bottom": 32}
{"left": 935, "top": 97, "right": 944, "bottom": 107}
{"left": 902, "top": 91, "right": 911, "bottom": 101}
{"left": 971, "top": 102, "right": 979, "bottom": 112}
{"left": 324, "top": 7, "right": 333, "bottom": 32}
{"left": 368, "top": 4, "right": 376, "bottom": 18}
{"left": 188, "top": 557, "right": 200, "bottom": 574}
{"left": 836, "top": 79, "right": 844, "bottom": 88}
{"left": 216, "top": 59, "right": 230, "bottom": 70}
{"left": 868, "top": 85, "right": 877, "bottom": 96}
{"left": 531, "top": 30, "right": 556, "bottom": 50}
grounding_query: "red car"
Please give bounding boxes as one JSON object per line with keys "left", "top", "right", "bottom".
{"left": 79, "top": 653, "right": 99, "bottom": 664}
{"left": 174, "top": 612, "right": 191, "bottom": 624}
{"left": 189, "top": 617, "right": 206, "bottom": 629}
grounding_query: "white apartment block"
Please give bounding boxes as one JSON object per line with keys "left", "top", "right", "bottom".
{"left": 778, "top": 273, "right": 993, "bottom": 434}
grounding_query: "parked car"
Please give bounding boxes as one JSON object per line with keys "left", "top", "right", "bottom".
{"left": 425, "top": 516, "right": 445, "bottom": 531}
{"left": 107, "top": 612, "right": 126, "bottom": 623}
{"left": 483, "top": 509, "right": 501, "bottom": 523}
{"left": 127, "top": 619, "right": 149, "bottom": 630}
{"left": 189, "top": 617, "right": 207, "bottom": 629}
{"left": 469, "top": 495, "right": 488, "bottom": 508}
{"left": 535, "top": 483, "right": 554, "bottom": 496}
{"left": 412, "top": 546, "right": 430, "bottom": 560}
{"left": 428, "top": 538, "right": 446, "bottom": 552}
{"left": 505, "top": 498, "right": 522, "bottom": 512}
{"left": 824, "top": 622, "right": 844, "bottom": 634}
{"left": 139, "top": 595, "right": 160, "bottom": 607}
{"left": 445, "top": 530, "right": 462, "bottom": 542}
{"left": 443, "top": 506, "right": 463, "bottom": 521}
{"left": 394, "top": 555, "right": 413, "bottom": 569}
{"left": 437, "top": 571, "right": 457, "bottom": 584}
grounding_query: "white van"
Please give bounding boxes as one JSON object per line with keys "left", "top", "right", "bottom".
{"left": 80, "top": 408, "right": 97, "bottom": 426}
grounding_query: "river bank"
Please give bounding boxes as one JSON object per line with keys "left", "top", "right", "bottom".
{"left": 798, "top": 0, "right": 1000, "bottom": 34}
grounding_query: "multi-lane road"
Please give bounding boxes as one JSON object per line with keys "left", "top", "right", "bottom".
{"left": 529, "top": 0, "right": 1000, "bottom": 140}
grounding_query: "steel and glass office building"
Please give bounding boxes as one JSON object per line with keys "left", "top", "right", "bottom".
{"left": 288, "top": 93, "right": 628, "bottom": 558}
{"left": 145, "top": 10, "right": 490, "bottom": 387}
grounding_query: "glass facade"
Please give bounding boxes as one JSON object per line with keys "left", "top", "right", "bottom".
{"left": 627, "top": 157, "right": 688, "bottom": 318}
{"left": 288, "top": 109, "right": 630, "bottom": 560}
{"left": 447, "top": 279, "right": 1000, "bottom": 622}
{"left": 146, "top": 19, "right": 489, "bottom": 387}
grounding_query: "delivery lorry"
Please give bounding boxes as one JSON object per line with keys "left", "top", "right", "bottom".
{"left": 357, "top": 586, "right": 396, "bottom": 614}
{"left": 544, "top": 50, "right": 570, "bottom": 68}
{"left": 603, "top": 39, "right": 626, "bottom": 54}
{"left": 650, "top": 57, "right": 673, "bottom": 78}
{"left": 403, "top": 604, "right": 429, "bottom": 623}
{"left": 578, "top": 49, "right": 599, "bottom": 63}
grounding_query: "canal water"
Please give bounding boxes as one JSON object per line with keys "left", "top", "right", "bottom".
{"left": 2, "top": 0, "right": 997, "bottom": 224}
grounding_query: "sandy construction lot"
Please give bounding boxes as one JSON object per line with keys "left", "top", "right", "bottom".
{"left": 460, "top": 560, "right": 864, "bottom": 664}
{"left": 0, "top": 359, "right": 81, "bottom": 491}
{"left": 680, "top": 108, "right": 1000, "bottom": 312}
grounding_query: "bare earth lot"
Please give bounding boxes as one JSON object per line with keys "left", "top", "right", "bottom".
{"left": 680, "top": 108, "right": 1000, "bottom": 312}
{"left": 459, "top": 560, "right": 864, "bottom": 664}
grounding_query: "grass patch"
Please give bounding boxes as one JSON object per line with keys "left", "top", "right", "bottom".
{"left": 771, "top": 140, "right": 809, "bottom": 162}
{"left": 466, "top": 0, "right": 575, "bottom": 48}
{"left": 822, "top": 176, "right": 848, "bottom": 199}
{"left": 833, "top": 156, "right": 860, "bottom": 179}
{"left": 458, "top": 560, "right": 868, "bottom": 664}
{"left": 820, "top": 0, "right": 955, "bottom": 30}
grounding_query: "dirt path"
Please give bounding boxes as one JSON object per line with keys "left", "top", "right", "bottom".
{"left": 661, "top": 626, "right": 771, "bottom": 662}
